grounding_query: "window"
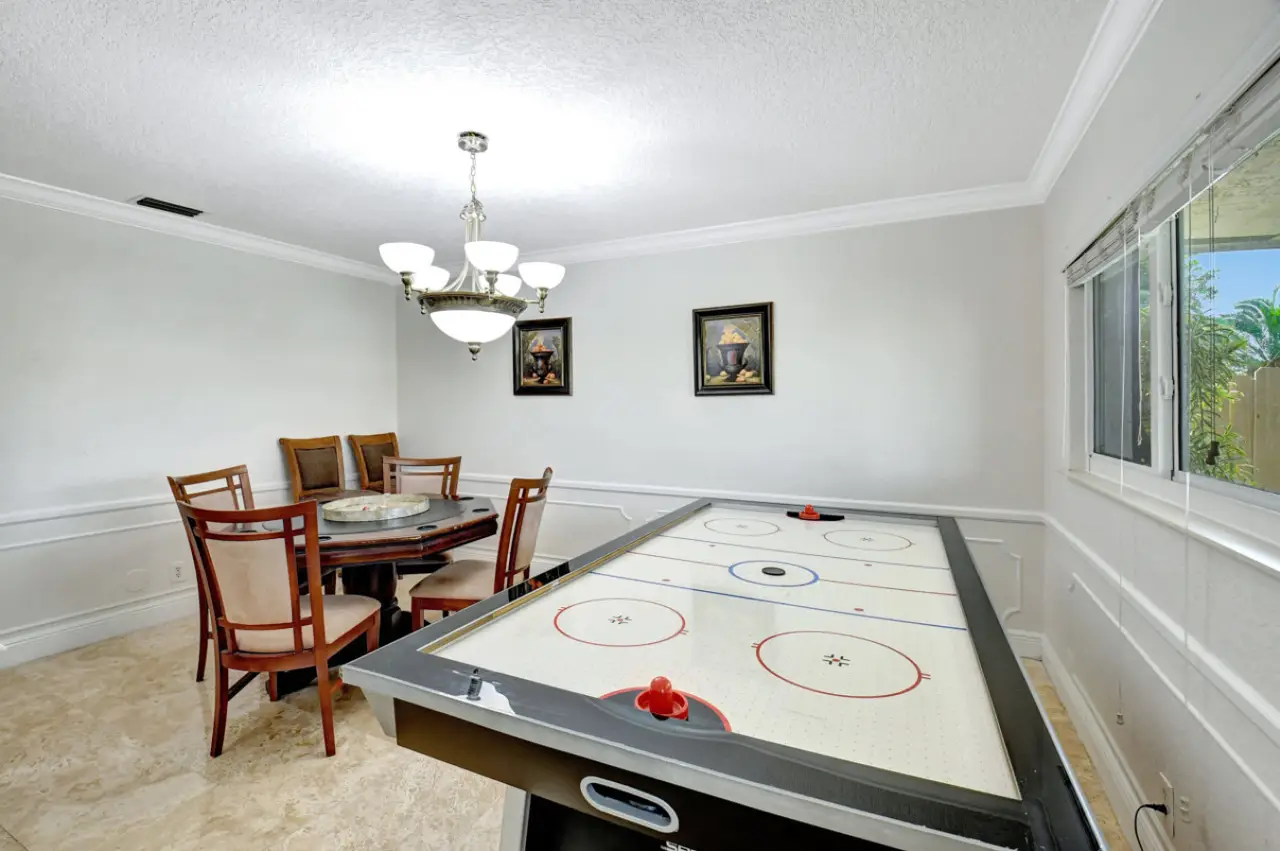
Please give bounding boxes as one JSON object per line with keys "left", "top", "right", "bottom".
{"left": 1072, "top": 59, "right": 1280, "bottom": 510}
{"left": 1179, "top": 132, "right": 1280, "bottom": 498}
{"left": 1091, "top": 247, "right": 1151, "bottom": 464}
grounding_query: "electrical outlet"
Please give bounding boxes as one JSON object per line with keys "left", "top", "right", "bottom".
{"left": 1178, "top": 794, "right": 1192, "bottom": 824}
{"left": 1160, "top": 773, "right": 1176, "bottom": 837}
{"left": 171, "top": 561, "right": 187, "bottom": 585}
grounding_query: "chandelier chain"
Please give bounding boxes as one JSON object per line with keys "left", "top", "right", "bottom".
{"left": 469, "top": 152, "right": 478, "bottom": 202}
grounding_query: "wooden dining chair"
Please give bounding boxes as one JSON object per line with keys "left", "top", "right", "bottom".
{"left": 168, "top": 465, "right": 255, "bottom": 683}
{"left": 410, "top": 467, "right": 553, "bottom": 629}
{"left": 348, "top": 432, "right": 400, "bottom": 493}
{"left": 279, "top": 435, "right": 354, "bottom": 503}
{"left": 383, "top": 456, "right": 463, "bottom": 577}
{"left": 177, "top": 499, "right": 380, "bottom": 757}
{"left": 384, "top": 456, "right": 461, "bottom": 500}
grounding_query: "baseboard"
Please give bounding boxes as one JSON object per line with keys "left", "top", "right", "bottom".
{"left": 1041, "top": 638, "right": 1174, "bottom": 851}
{"left": 1006, "top": 628, "right": 1043, "bottom": 660}
{"left": 0, "top": 587, "right": 197, "bottom": 670}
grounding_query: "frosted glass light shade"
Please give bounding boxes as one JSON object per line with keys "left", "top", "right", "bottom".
{"left": 379, "top": 242, "right": 435, "bottom": 274}
{"left": 494, "top": 273, "right": 523, "bottom": 297}
{"left": 429, "top": 308, "right": 515, "bottom": 344}
{"left": 464, "top": 241, "right": 519, "bottom": 273}
{"left": 410, "top": 266, "right": 451, "bottom": 292}
{"left": 518, "top": 262, "right": 565, "bottom": 290}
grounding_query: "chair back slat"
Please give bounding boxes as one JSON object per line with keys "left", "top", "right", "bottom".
{"left": 178, "top": 501, "right": 325, "bottom": 657}
{"left": 493, "top": 468, "right": 553, "bottom": 592}
{"left": 279, "top": 436, "right": 345, "bottom": 502}
{"left": 349, "top": 432, "right": 400, "bottom": 490}
{"left": 168, "top": 465, "right": 255, "bottom": 510}
{"left": 384, "top": 456, "right": 461, "bottom": 499}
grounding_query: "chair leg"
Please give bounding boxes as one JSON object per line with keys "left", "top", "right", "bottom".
{"left": 267, "top": 672, "right": 279, "bottom": 702}
{"left": 315, "top": 655, "right": 337, "bottom": 757}
{"left": 411, "top": 599, "right": 424, "bottom": 631}
{"left": 368, "top": 613, "right": 381, "bottom": 653}
{"left": 322, "top": 572, "right": 336, "bottom": 595}
{"left": 195, "top": 583, "right": 210, "bottom": 683}
{"left": 210, "top": 660, "right": 229, "bottom": 758}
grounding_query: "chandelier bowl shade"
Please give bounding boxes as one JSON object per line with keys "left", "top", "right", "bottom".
{"left": 378, "top": 242, "right": 436, "bottom": 274}
{"left": 518, "top": 262, "right": 566, "bottom": 290}
{"left": 464, "top": 241, "right": 519, "bottom": 273}
{"left": 411, "top": 266, "right": 452, "bottom": 292}
{"left": 494, "top": 273, "right": 523, "bottom": 297}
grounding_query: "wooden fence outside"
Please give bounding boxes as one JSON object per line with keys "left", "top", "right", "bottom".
{"left": 1224, "top": 366, "right": 1280, "bottom": 491}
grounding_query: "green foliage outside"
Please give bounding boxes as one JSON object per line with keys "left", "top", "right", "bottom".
{"left": 1185, "top": 260, "right": 1258, "bottom": 484}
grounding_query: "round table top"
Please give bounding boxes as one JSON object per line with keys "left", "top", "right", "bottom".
{"left": 260, "top": 495, "right": 496, "bottom": 539}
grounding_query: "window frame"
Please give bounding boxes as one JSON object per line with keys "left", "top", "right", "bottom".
{"left": 1080, "top": 209, "right": 1280, "bottom": 522}
{"left": 1084, "top": 224, "right": 1177, "bottom": 485}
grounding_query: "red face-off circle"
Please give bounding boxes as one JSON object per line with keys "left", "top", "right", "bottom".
{"left": 553, "top": 598, "right": 687, "bottom": 647}
{"left": 754, "top": 630, "right": 924, "bottom": 699}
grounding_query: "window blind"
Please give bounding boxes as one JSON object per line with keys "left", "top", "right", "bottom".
{"left": 1065, "top": 54, "right": 1280, "bottom": 287}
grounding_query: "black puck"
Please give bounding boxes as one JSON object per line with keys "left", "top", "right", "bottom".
{"left": 761, "top": 566, "right": 786, "bottom": 577}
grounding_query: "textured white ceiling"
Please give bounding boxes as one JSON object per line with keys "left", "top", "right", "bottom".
{"left": 1, "top": 0, "right": 1105, "bottom": 264}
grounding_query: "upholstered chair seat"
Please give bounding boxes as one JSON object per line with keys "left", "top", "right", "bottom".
{"left": 407, "top": 559, "right": 500, "bottom": 608}
{"left": 235, "top": 595, "right": 380, "bottom": 654}
{"left": 410, "top": 468, "right": 553, "bottom": 627}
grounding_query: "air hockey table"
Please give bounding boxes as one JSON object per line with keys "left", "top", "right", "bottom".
{"left": 344, "top": 499, "right": 1106, "bottom": 851}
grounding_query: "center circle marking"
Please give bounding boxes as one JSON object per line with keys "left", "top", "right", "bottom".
{"left": 824, "top": 528, "right": 914, "bottom": 551}
{"left": 704, "top": 517, "right": 780, "bottom": 537}
{"left": 728, "top": 560, "right": 819, "bottom": 588}
{"left": 754, "top": 630, "right": 924, "bottom": 699}
{"left": 553, "top": 598, "right": 686, "bottom": 648}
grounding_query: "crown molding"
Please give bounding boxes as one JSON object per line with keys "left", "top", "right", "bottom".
{"left": 1027, "top": 0, "right": 1166, "bottom": 201}
{"left": 0, "top": 171, "right": 394, "bottom": 284}
{"left": 521, "top": 182, "right": 1039, "bottom": 265}
{"left": 0, "top": 0, "right": 1174, "bottom": 278}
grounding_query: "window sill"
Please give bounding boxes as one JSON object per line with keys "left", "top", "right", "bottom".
{"left": 1065, "top": 468, "right": 1280, "bottom": 581}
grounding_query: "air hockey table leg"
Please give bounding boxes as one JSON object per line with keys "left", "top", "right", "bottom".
{"left": 499, "top": 788, "right": 528, "bottom": 851}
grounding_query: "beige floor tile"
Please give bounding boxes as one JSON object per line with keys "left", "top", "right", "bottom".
{"left": 1023, "top": 660, "right": 1130, "bottom": 851}
{"left": 0, "top": 619, "right": 1128, "bottom": 851}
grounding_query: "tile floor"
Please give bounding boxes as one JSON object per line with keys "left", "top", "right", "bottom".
{"left": 0, "top": 619, "right": 1127, "bottom": 850}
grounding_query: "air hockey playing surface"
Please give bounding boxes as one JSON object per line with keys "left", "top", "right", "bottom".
{"left": 344, "top": 499, "right": 1105, "bottom": 851}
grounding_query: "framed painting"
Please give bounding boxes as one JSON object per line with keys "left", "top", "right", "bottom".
{"left": 692, "top": 302, "right": 774, "bottom": 396}
{"left": 513, "top": 317, "right": 573, "bottom": 396}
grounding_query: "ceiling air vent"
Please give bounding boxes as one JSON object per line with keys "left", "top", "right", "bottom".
{"left": 134, "top": 197, "right": 203, "bottom": 218}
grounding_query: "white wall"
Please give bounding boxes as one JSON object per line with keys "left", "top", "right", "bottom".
{"left": 400, "top": 208, "right": 1046, "bottom": 509}
{"left": 398, "top": 208, "right": 1047, "bottom": 645}
{"left": 0, "top": 198, "right": 398, "bottom": 664}
{"left": 1041, "top": 1, "right": 1280, "bottom": 848}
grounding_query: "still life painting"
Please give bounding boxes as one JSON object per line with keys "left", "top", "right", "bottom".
{"left": 513, "top": 317, "right": 572, "bottom": 395}
{"left": 692, "top": 302, "right": 774, "bottom": 396}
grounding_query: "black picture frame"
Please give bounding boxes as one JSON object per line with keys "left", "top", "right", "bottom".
{"left": 692, "top": 302, "right": 774, "bottom": 396}
{"left": 513, "top": 317, "right": 573, "bottom": 396}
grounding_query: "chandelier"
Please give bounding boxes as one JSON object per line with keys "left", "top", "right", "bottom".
{"left": 377, "top": 131, "right": 566, "bottom": 359}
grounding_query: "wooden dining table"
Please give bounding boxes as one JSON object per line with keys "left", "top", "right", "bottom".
{"left": 266, "top": 491, "right": 499, "bottom": 695}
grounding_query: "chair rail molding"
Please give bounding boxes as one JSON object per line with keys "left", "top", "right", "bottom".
{"left": 456, "top": 473, "right": 1043, "bottom": 525}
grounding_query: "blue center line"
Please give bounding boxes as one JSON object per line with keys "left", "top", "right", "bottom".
{"left": 592, "top": 571, "right": 968, "bottom": 633}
